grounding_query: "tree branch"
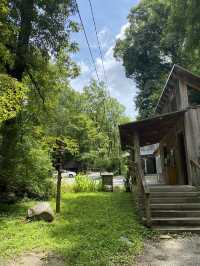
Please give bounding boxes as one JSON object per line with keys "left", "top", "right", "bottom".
{"left": 27, "top": 69, "right": 45, "bottom": 105}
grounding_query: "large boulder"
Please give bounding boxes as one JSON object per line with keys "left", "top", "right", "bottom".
{"left": 27, "top": 202, "right": 54, "bottom": 222}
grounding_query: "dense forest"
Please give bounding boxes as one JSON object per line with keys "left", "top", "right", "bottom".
{"left": 0, "top": 0, "right": 200, "bottom": 200}
{"left": 114, "top": 0, "right": 200, "bottom": 118}
{"left": 0, "top": 0, "right": 129, "bottom": 200}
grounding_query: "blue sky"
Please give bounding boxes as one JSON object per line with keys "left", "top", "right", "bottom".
{"left": 70, "top": 0, "right": 140, "bottom": 118}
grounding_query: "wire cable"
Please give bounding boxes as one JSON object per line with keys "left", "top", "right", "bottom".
{"left": 88, "top": 0, "right": 108, "bottom": 86}
{"left": 75, "top": 0, "right": 100, "bottom": 82}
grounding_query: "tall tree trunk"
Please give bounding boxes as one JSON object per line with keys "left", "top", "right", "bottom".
{"left": 0, "top": 0, "right": 34, "bottom": 193}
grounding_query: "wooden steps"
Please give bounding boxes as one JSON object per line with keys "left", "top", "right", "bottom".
{"left": 145, "top": 185, "right": 200, "bottom": 233}
{"left": 152, "top": 210, "right": 200, "bottom": 218}
{"left": 153, "top": 226, "right": 200, "bottom": 234}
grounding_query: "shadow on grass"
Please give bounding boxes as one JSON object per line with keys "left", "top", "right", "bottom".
{"left": 49, "top": 192, "right": 147, "bottom": 265}
{"left": 0, "top": 192, "right": 149, "bottom": 266}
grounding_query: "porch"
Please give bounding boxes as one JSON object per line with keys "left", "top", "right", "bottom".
{"left": 119, "top": 108, "right": 200, "bottom": 232}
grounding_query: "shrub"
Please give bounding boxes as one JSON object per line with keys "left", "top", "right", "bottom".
{"left": 13, "top": 136, "right": 55, "bottom": 199}
{"left": 73, "top": 174, "right": 102, "bottom": 192}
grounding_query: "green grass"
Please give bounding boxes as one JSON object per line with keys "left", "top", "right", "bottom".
{"left": 0, "top": 191, "right": 151, "bottom": 265}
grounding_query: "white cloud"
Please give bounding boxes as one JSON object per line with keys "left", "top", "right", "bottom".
{"left": 98, "top": 27, "right": 113, "bottom": 50}
{"left": 96, "top": 44, "right": 137, "bottom": 118}
{"left": 78, "top": 61, "right": 90, "bottom": 74}
{"left": 71, "top": 23, "right": 137, "bottom": 119}
{"left": 116, "top": 22, "right": 130, "bottom": 40}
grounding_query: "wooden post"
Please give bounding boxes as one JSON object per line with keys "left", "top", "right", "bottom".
{"left": 145, "top": 193, "right": 151, "bottom": 227}
{"left": 53, "top": 139, "right": 65, "bottom": 214}
{"left": 56, "top": 170, "right": 62, "bottom": 213}
{"left": 133, "top": 132, "right": 151, "bottom": 227}
{"left": 133, "top": 132, "right": 140, "bottom": 164}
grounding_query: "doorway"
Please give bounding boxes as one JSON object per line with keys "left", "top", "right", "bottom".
{"left": 177, "top": 132, "right": 188, "bottom": 185}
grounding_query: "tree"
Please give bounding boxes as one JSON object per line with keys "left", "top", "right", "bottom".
{"left": 114, "top": 0, "right": 200, "bottom": 119}
{"left": 0, "top": 0, "right": 79, "bottom": 194}
{"left": 114, "top": 0, "right": 172, "bottom": 119}
{"left": 81, "top": 80, "right": 130, "bottom": 172}
{"left": 0, "top": 74, "right": 26, "bottom": 122}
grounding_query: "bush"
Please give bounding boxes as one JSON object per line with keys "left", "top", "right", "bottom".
{"left": 73, "top": 174, "right": 102, "bottom": 192}
{"left": 13, "top": 136, "right": 55, "bottom": 199}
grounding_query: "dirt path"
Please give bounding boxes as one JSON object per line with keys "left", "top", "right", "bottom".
{"left": 2, "top": 253, "right": 66, "bottom": 266}
{"left": 3, "top": 235, "right": 200, "bottom": 266}
{"left": 136, "top": 234, "right": 200, "bottom": 266}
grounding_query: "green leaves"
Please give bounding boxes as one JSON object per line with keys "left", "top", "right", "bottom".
{"left": 0, "top": 74, "right": 27, "bottom": 122}
{"left": 114, "top": 0, "right": 200, "bottom": 119}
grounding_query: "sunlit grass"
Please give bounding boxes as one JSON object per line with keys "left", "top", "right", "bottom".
{"left": 0, "top": 191, "right": 151, "bottom": 265}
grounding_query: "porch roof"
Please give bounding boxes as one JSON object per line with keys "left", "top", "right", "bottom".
{"left": 119, "top": 110, "right": 186, "bottom": 149}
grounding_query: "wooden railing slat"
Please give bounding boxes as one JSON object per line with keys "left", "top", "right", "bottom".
{"left": 133, "top": 162, "right": 151, "bottom": 227}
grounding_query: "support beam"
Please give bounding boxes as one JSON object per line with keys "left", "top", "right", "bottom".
{"left": 133, "top": 132, "right": 151, "bottom": 227}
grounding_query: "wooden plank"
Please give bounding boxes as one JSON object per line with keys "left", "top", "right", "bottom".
{"left": 178, "top": 79, "right": 189, "bottom": 109}
{"left": 184, "top": 109, "right": 200, "bottom": 185}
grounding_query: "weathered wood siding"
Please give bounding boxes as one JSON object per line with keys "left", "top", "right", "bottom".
{"left": 160, "top": 78, "right": 189, "bottom": 115}
{"left": 184, "top": 107, "right": 200, "bottom": 185}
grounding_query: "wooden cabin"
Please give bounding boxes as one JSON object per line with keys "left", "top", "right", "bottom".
{"left": 119, "top": 65, "right": 200, "bottom": 233}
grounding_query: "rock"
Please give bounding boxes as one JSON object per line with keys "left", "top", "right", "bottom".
{"left": 27, "top": 202, "right": 54, "bottom": 222}
{"left": 119, "top": 236, "right": 133, "bottom": 246}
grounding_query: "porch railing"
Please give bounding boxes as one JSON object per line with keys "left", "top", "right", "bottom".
{"left": 134, "top": 162, "right": 152, "bottom": 227}
{"left": 190, "top": 159, "right": 200, "bottom": 185}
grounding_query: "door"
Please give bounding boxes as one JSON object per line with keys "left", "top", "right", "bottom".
{"left": 164, "top": 146, "right": 177, "bottom": 185}
{"left": 177, "top": 132, "right": 188, "bottom": 185}
{"left": 168, "top": 149, "right": 177, "bottom": 185}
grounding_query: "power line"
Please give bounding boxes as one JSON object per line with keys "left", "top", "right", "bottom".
{"left": 87, "top": 0, "right": 115, "bottom": 139}
{"left": 75, "top": 0, "right": 100, "bottom": 82}
{"left": 88, "top": 0, "right": 108, "bottom": 87}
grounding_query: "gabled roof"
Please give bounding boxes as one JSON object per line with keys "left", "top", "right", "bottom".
{"left": 155, "top": 64, "right": 200, "bottom": 114}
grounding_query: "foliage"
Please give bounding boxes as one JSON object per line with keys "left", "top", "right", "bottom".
{"left": 0, "top": 192, "right": 150, "bottom": 265}
{"left": 73, "top": 174, "right": 102, "bottom": 192}
{"left": 0, "top": 0, "right": 79, "bottom": 197}
{"left": 80, "top": 80, "right": 130, "bottom": 172}
{"left": 114, "top": 0, "right": 171, "bottom": 118}
{"left": 0, "top": 74, "right": 27, "bottom": 122}
{"left": 0, "top": 0, "right": 131, "bottom": 199}
{"left": 114, "top": 0, "right": 200, "bottom": 119}
{"left": 14, "top": 136, "right": 55, "bottom": 199}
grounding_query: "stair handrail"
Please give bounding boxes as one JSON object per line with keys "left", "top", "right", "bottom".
{"left": 190, "top": 159, "right": 200, "bottom": 170}
{"left": 134, "top": 162, "right": 150, "bottom": 193}
{"left": 134, "top": 162, "right": 151, "bottom": 227}
{"left": 190, "top": 159, "right": 200, "bottom": 186}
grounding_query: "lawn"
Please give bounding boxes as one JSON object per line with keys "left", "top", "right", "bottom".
{"left": 0, "top": 191, "right": 150, "bottom": 265}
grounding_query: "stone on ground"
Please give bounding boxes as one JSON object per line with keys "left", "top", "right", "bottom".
{"left": 27, "top": 202, "right": 54, "bottom": 222}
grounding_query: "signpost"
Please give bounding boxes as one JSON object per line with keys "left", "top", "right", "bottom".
{"left": 52, "top": 139, "right": 65, "bottom": 213}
